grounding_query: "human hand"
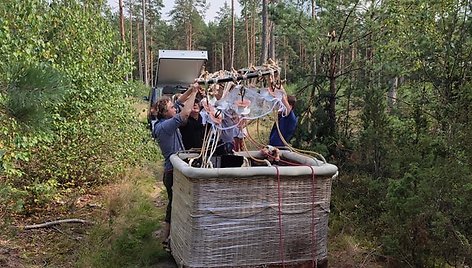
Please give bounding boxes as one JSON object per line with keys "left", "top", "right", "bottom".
{"left": 189, "top": 82, "right": 200, "bottom": 93}
{"left": 278, "top": 84, "right": 287, "bottom": 94}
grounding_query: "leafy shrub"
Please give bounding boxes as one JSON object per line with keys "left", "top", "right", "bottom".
{"left": 0, "top": 0, "right": 158, "bottom": 213}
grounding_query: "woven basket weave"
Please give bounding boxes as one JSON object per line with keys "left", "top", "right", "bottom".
{"left": 170, "top": 151, "right": 337, "bottom": 268}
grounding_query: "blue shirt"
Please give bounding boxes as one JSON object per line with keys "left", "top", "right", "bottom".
{"left": 153, "top": 114, "right": 184, "bottom": 171}
{"left": 269, "top": 110, "right": 298, "bottom": 147}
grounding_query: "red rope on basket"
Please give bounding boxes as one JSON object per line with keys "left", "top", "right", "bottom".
{"left": 309, "top": 165, "right": 318, "bottom": 267}
{"left": 275, "top": 166, "right": 286, "bottom": 267}
{"left": 259, "top": 150, "right": 302, "bottom": 166}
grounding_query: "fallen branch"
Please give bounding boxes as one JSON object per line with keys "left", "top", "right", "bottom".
{"left": 22, "top": 219, "right": 93, "bottom": 230}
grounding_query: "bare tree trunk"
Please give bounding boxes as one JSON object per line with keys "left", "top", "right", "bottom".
{"left": 189, "top": 22, "right": 193, "bottom": 49}
{"left": 137, "top": 21, "right": 143, "bottom": 82}
{"left": 245, "top": 5, "right": 250, "bottom": 66}
{"left": 213, "top": 43, "right": 217, "bottom": 71}
{"left": 299, "top": 42, "right": 305, "bottom": 68}
{"left": 147, "top": 0, "right": 153, "bottom": 86}
{"left": 119, "top": 0, "right": 126, "bottom": 43}
{"left": 344, "top": 45, "right": 356, "bottom": 137}
{"left": 252, "top": 7, "right": 256, "bottom": 65}
{"left": 311, "top": 0, "right": 316, "bottom": 18}
{"left": 268, "top": 0, "right": 276, "bottom": 61}
{"left": 269, "top": 20, "right": 275, "bottom": 60}
{"left": 150, "top": 46, "right": 153, "bottom": 86}
{"left": 142, "top": 0, "right": 149, "bottom": 86}
{"left": 283, "top": 36, "right": 288, "bottom": 80}
{"left": 388, "top": 77, "right": 398, "bottom": 110}
{"left": 221, "top": 43, "right": 225, "bottom": 70}
{"left": 119, "top": 0, "right": 128, "bottom": 81}
{"left": 185, "top": 19, "right": 193, "bottom": 50}
{"left": 327, "top": 31, "right": 338, "bottom": 139}
{"left": 129, "top": 2, "right": 133, "bottom": 81}
{"left": 312, "top": 0, "right": 317, "bottom": 79}
{"left": 259, "top": 0, "right": 269, "bottom": 65}
{"left": 231, "top": 0, "right": 235, "bottom": 69}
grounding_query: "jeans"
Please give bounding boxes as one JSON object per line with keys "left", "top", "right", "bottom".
{"left": 163, "top": 170, "right": 173, "bottom": 223}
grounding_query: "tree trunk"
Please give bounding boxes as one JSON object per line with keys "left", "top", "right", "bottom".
{"left": 283, "top": 36, "right": 288, "bottom": 80}
{"left": 344, "top": 45, "right": 356, "bottom": 137}
{"left": 268, "top": 0, "right": 276, "bottom": 61}
{"left": 147, "top": 0, "right": 153, "bottom": 86}
{"left": 213, "top": 43, "right": 217, "bottom": 71}
{"left": 189, "top": 22, "right": 193, "bottom": 50}
{"left": 387, "top": 77, "right": 398, "bottom": 111}
{"left": 150, "top": 46, "right": 153, "bottom": 86}
{"left": 129, "top": 2, "right": 133, "bottom": 81}
{"left": 311, "top": 0, "right": 317, "bottom": 92}
{"left": 119, "top": 0, "right": 126, "bottom": 43}
{"left": 328, "top": 74, "right": 337, "bottom": 137}
{"left": 142, "top": 0, "right": 149, "bottom": 86}
{"left": 221, "top": 42, "right": 225, "bottom": 70}
{"left": 327, "top": 32, "right": 338, "bottom": 139}
{"left": 244, "top": 7, "right": 251, "bottom": 67}
{"left": 252, "top": 7, "right": 256, "bottom": 65}
{"left": 259, "top": 0, "right": 269, "bottom": 65}
{"left": 311, "top": 0, "right": 316, "bottom": 17}
{"left": 119, "top": 0, "right": 127, "bottom": 81}
{"left": 137, "top": 21, "right": 143, "bottom": 82}
{"left": 299, "top": 42, "right": 305, "bottom": 68}
{"left": 268, "top": 20, "right": 275, "bottom": 60}
{"left": 231, "top": 0, "right": 235, "bottom": 69}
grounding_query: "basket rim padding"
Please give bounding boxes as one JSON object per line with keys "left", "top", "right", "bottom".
{"left": 170, "top": 150, "right": 338, "bottom": 179}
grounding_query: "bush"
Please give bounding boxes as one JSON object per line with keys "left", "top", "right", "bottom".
{"left": 0, "top": 0, "right": 158, "bottom": 213}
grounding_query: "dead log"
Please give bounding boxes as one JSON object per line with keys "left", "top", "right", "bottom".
{"left": 22, "top": 219, "right": 93, "bottom": 230}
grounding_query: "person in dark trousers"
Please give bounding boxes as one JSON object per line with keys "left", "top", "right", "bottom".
{"left": 179, "top": 97, "right": 205, "bottom": 150}
{"left": 152, "top": 84, "right": 199, "bottom": 250}
{"left": 269, "top": 90, "right": 298, "bottom": 147}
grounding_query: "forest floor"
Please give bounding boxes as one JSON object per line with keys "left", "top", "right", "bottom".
{"left": 0, "top": 162, "right": 395, "bottom": 268}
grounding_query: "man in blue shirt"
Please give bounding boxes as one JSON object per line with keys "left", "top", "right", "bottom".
{"left": 269, "top": 93, "right": 298, "bottom": 147}
{"left": 152, "top": 84, "right": 199, "bottom": 247}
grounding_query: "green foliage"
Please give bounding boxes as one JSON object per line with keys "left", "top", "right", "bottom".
{"left": 168, "top": 0, "right": 207, "bottom": 50}
{"left": 0, "top": 0, "right": 158, "bottom": 214}
{"left": 5, "top": 62, "right": 68, "bottom": 129}
{"left": 380, "top": 158, "right": 472, "bottom": 266}
{"left": 26, "top": 179, "right": 59, "bottom": 205}
{"left": 127, "top": 80, "right": 152, "bottom": 99}
{"left": 271, "top": 0, "right": 472, "bottom": 266}
{"left": 0, "top": 182, "right": 28, "bottom": 213}
{"left": 1, "top": 0, "right": 470, "bottom": 265}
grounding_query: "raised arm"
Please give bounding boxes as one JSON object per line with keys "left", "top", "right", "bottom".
{"left": 179, "top": 83, "right": 199, "bottom": 120}
{"left": 279, "top": 85, "right": 292, "bottom": 116}
{"left": 177, "top": 83, "right": 200, "bottom": 103}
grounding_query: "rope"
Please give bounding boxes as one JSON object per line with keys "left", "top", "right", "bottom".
{"left": 245, "top": 126, "right": 267, "bottom": 150}
{"left": 203, "top": 128, "right": 220, "bottom": 168}
{"left": 246, "top": 127, "right": 308, "bottom": 167}
{"left": 244, "top": 126, "right": 299, "bottom": 166}
{"left": 275, "top": 166, "right": 286, "bottom": 267}
{"left": 188, "top": 125, "right": 211, "bottom": 167}
{"left": 273, "top": 110, "right": 327, "bottom": 164}
{"left": 241, "top": 133, "right": 272, "bottom": 166}
{"left": 256, "top": 118, "right": 264, "bottom": 145}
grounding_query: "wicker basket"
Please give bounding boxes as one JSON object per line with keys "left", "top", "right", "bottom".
{"left": 170, "top": 151, "right": 338, "bottom": 268}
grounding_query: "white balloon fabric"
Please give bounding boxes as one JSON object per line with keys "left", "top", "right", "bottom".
{"left": 200, "top": 85, "right": 287, "bottom": 132}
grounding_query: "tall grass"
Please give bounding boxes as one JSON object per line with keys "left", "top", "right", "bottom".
{"left": 76, "top": 165, "right": 169, "bottom": 268}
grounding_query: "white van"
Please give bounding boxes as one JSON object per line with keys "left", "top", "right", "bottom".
{"left": 147, "top": 50, "right": 207, "bottom": 125}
